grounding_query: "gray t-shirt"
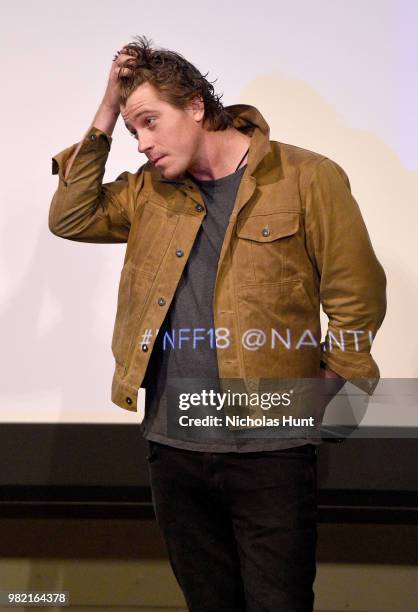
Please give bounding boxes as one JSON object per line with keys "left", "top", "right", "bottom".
{"left": 141, "top": 165, "right": 313, "bottom": 452}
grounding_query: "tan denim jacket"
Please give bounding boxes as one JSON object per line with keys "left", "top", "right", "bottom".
{"left": 49, "top": 105, "right": 387, "bottom": 414}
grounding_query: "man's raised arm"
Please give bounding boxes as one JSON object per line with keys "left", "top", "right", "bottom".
{"left": 48, "top": 46, "right": 142, "bottom": 243}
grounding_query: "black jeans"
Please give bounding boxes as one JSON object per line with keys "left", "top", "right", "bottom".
{"left": 146, "top": 441, "right": 318, "bottom": 612}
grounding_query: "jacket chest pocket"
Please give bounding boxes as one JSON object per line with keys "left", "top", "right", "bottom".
{"left": 235, "top": 211, "right": 302, "bottom": 284}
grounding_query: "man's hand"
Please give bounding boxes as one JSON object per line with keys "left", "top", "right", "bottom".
{"left": 319, "top": 363, "right": 345, "bottom": 381}
{"left": 319, "top": 361, "right": 346, "bottom": 402}
{"left": 101, "top": 45, "right": 136, "bottom": 113}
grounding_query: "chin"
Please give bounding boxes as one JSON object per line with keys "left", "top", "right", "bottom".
{"left": 162, "top": 165, "right": 183, "bottom": 180}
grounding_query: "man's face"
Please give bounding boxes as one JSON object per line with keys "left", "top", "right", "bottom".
{"left": 120, "top": 81, "right": 204, "bottom": 179}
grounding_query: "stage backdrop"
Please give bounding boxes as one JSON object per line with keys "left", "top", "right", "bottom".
{"left": 0, "top": 0, "right": 417, "bottom": 429}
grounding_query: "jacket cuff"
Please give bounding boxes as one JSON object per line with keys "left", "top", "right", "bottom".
{"left": 320, "top": 341, "right": 380, "bottom": 395}
{"left": 51, "top": 127, "right": 112, "bottom": 178}
{"left": 51, "top": 143, "right": 78, "bottom": 179}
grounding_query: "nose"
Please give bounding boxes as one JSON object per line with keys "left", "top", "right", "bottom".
{"left": 137, "top": 132, "right": 153, "bottom": 155}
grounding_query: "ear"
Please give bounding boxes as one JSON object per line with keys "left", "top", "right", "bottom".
{"left": 187, "top": 95, "right": 205, "bottom": 122}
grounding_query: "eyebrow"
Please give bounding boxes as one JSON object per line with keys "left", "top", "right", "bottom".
{"left": 124, "top": 109, "right": 158, "bottom": 131}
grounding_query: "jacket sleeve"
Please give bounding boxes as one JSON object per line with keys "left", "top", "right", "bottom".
{"left": 48, "top": 126, "right": 144, "bottom": 243}
{"left": 304, "top": 157, "right": 387, "bottom": 394}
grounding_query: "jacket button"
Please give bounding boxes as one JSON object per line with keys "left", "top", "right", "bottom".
{"left": 126, "top": 396, "right": 132, "bottom": 405}
{"left": 176, "top": 249, "right": 184, "bottom": 257}
{"left": 141, "top": 344, "right": 149, "bottom": 352}
{"left": 195, "top": 204, "right": 204, "bottom": 212}
{"left": 158, "top": 297, "right": 166, "bottom": 306}
{"left": 262, "top": 227, "right": 270, "bottom": 237}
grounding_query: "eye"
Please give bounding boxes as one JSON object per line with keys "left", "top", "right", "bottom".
{"left": 130, "top": 131, "right": 138, "bottom": 140}
{"left": 146, "top": 117, "right": 156, "bottom": 126}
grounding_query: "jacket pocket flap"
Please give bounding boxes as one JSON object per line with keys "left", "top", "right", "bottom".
{"left": 236, "top": 212, "right": 300, "bottom": 242}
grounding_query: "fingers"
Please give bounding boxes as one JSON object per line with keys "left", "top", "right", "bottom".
{"left": 113, "top": 45, "right": 136, "bottom": 61}
{"left": 112, "top": 45, "right": 136, "bottom": 79}
{"left": 116, "top": 65, "right": 133, "bottom": 78}
{"left": 112, "top": 47, "right": 136, "bottom": 78}
{"left": 113, "top": 53, "right": 134, "bottom": 65}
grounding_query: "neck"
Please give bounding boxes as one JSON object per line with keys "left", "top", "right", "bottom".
{"left": 187, "top": 127, "right": 251, "bottom": 181}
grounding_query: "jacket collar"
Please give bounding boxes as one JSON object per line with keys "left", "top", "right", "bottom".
{"left": 157, "top": 104, "right": 272, "bottom": 186}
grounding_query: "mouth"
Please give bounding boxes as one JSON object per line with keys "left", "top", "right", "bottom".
{"left": 153, "top": 155, "right": 167, "bottom": 166}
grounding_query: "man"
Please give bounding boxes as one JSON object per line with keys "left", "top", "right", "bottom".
{"left": 49, "top": 36, "right": 386, "bottom": 611}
